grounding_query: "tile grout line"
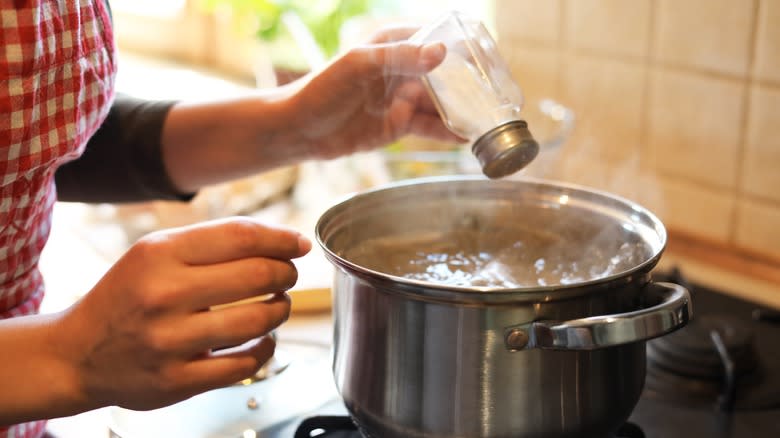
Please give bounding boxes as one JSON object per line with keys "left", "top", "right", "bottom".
{"left": 507, "top": 40, "right": 780, "bottom": 90}
{"left": 728, "top": 0, "right": 761, "bottom": 245}
{"left": 658, "top": 169, "right": 780, "bottom": 209}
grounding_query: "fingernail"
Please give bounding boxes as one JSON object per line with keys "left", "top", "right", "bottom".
{"left": 298, "top": 234, "right": 312, "bottom": 253}
{"left": 420, "top": 42, "right": 446, "bottom": 67}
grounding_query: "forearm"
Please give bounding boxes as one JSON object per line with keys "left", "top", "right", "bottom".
{"left": 0, "top": 313, "right": 90, "bottom": 425}
{"left": 161, "top": 85, "right": 308, "bottom": 194}
{"left": 160, "top": 38, "right": 453, "bottom": 194}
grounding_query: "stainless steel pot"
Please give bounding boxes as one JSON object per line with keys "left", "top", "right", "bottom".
{"left": 315, "top": 176, "right": 692, "bottom": 438}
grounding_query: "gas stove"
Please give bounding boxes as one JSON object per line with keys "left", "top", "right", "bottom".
{"left": 280, "top": 267, "right": 780, "bottom": 438}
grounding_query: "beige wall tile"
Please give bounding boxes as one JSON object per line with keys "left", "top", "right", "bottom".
{"left": 654, "top": 176, "right": 736, "bottom": 243}
{"left": 561, "top": 55, "right": 645, "bottom": 163}
{"left": 540, "top": 161, "right": 734, "bottom": 244}
{"left": 754, "top": 0, "right": 780, "bottom": 82}
{"left": 549, "top": 154, "right": 664, "bottom": 211}
{"left": 503, "top": 45, "right": 560, "bottom": 104}
{"left": 647, "top": 69, "right": 744, "bottom": 189}
{"left": 742, "top": 85, "right": 780, "bottom": 202}
{"left": 495, "top": 0, "right": 561, "bottom": 45}
{"left": 655, "top": 0, "right": 754, "bottom": 76}
{"left": 566, "top": 0, "right": 651, "bottom": 57}
{"left": 735, "top": 199, "right": 780, "bottom": 261}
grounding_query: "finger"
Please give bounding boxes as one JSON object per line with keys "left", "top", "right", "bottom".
{"left": 163, "top": 217, "right": 311, "bottom": 265}
{"left": 353, "top": 41, "right": 446, "bottom": 78}
{"left": 176, "top": 295, "right": 291, "bottom": 353}
{"left": 180, "top": 257, "right": 298, "bottom": 310}
{"left": 178, "top": 336, "right": 277, "bottom": 395}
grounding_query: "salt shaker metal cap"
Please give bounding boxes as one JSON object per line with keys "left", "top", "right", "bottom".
{"left": 473, "top": 120, "right": 539, "bottom": 178}
{"left": 411, "top": 11, "right": 539, "bottom": 178}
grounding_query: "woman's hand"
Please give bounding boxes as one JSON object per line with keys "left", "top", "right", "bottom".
{"left": 288, "top": 26, "right": 462, "bottom": 160}
{"left": 58, "top": 217, "right": 310, "bottom": 411}
{"left": 160, "top": 26, "right": 462, "bottom": 193}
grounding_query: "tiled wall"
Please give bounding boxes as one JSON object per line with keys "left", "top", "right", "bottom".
{"left": 495, "top": 0, "right": 780, "bottom": 264}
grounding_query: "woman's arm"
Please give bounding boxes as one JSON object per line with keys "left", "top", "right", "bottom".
{"left": 159, "top": 86, "right": 301, "bottom": 194}
{"left": 0, "top": 313, "right": 90, "bottom": 424}
{"left": 161, "top": 38, "right": 455, "bottom": 194}
{"left": 56, "top": 31, "right": 453, "bottom": 203}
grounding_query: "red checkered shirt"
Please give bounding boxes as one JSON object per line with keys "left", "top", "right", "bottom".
{"left": 0, "top": 1, "right": 116, "bottom": 436}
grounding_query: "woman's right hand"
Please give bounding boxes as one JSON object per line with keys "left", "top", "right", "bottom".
{"left": 57, "top": 217, "right": 310, "bottom": 411}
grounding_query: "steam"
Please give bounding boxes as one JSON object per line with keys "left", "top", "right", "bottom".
{"left": 528, "top": 127, "right": 666, "bottom": 221}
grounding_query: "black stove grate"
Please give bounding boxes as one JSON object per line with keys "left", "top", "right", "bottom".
{"left": 645, "top": 268, "right": 780, "bottom": 412}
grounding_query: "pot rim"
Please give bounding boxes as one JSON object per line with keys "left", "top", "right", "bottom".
{"left": 315, "top": 175, "right": 667, "bottom": 303}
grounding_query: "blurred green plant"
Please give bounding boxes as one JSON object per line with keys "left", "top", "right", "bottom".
{"left": 199, "top": 0, "right": 374, "bottom": 60}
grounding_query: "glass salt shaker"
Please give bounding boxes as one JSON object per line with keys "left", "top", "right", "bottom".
{"left": 410, "top": 11, "right": 538, "bottom": 178}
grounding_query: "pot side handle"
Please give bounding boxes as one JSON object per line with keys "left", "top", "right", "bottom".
{"left": 505, "top": 282, "right": 693, "bottom": 351}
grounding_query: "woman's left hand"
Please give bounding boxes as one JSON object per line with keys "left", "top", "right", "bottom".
{"left": 160, "top": 27, "right": 462, "bottom": 193}
{"left": 288, "top": 26, "right": 461, "bottom": 160}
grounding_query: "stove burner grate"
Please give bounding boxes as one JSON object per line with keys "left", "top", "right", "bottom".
{"left": 648, "top": 314, "right": 758, "bottom": 379}
{"left": 645, "top": 268, "right": 780, "bottom": 412}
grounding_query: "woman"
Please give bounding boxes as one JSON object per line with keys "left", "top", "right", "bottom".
{"left": 0, "top": 1, "right": 454, "bottom": 436}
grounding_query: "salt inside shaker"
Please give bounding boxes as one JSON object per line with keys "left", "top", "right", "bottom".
{"left": 410, "top": 11, "right": 538, "bottom": 178}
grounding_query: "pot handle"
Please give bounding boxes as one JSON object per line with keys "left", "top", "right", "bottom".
{"left": 504, "top": 282, "right": 692, "bottom": 351}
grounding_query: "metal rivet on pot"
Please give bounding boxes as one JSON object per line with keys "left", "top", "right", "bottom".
{"left": 505, "top": 329, "right": 529, "bottom": 351}
{"left": 247, "top": 397, "right": 259, "bottom": 410}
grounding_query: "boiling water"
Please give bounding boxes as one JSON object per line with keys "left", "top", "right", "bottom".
{"left": 343, "top": 229, "right": 653, "bottom": 289}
